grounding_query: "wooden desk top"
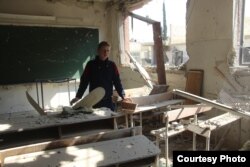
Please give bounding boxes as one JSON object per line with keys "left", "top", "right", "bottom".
{"left": 0, "top": 108, "right": 122, "bottom": 134}
{"left": 3, "top": 135, "right": 160, "bottom": 167}
{"left": 134, "top": 99, "right": 184, "bottom": 113}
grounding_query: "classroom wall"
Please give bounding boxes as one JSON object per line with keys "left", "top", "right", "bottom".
{"left": 186, "top": 0, "right": 250, "bottom": 148}
{"left": 0, "top": 0, "right": 145, "bottom": 114}
{"left": 186, "top": 0, "right": 233, "bottom": 98}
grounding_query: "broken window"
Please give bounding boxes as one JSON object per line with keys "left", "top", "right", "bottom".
{"left": 240, "top": 0, "right": 250, "bottom": 65}
{"left": 127, "top": 0, "right": 189, "bottom": 70}
{"left": 234, "top": 0, "right": 250, "bottom": 66}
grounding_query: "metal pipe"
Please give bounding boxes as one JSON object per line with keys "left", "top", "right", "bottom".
{"left": 172, "top": 89, "right": 250, "bottom": 118}
{"left": 128, "top": 11, "right": 156, "bottom": 24}
{"left": 193, "top": 114, "right": 197, "bottom": 151}
{"left": 41, "top": 81, "right": 44, "bottom": 110}
{"left": 165, "top": 116, "right": 169, "bottom": 167}
{"left": 67, "top": 78, "right": 70, "bottom": 104}
{"left": 36, "top": 81, "right": 40, "bottom": 105}
{"left": 74, "top": 78, "right": 77, "bottom": 93}
{"left": 206, "top": 129, "right": 211, "bottom": 151}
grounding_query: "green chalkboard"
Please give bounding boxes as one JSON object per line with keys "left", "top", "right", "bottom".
{"left": 0, "top": 25, "right": 99, "bottom": 85}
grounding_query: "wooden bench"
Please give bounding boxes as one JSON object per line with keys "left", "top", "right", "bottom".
{"left": 186, "top": 112, "right": 241, "bottom": 150}
{"left": 151, "top": 105, "right": 213, "bottom": 167}
{"left": 120, "top": 91, "right": 184, "bottom": 127}
{"left": 151, "top": 89, "right": 246, "bottom": 167}
{"left": 0, "top": 127, "right": 160, "bottom": 167}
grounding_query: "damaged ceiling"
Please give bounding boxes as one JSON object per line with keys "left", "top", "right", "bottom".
{"left": 46, "top": 0, "right": 151, "bottom": 11}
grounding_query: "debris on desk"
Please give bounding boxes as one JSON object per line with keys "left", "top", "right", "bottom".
{"left": 25, "top": 87, "right": 105, "bottom": 117}
{"left": 60, "top": 106, "right": 94, "bottom": 117}
{"left": 57, "top": 106, "right": 114, "bottom": 118}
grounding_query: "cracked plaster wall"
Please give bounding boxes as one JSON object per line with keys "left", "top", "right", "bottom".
{"left": 186, "top": 0, "right": 250, "bottom": 147}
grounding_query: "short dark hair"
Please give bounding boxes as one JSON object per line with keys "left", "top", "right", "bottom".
{"left": 98, "top": 41, "right": 110, "bottom": 50}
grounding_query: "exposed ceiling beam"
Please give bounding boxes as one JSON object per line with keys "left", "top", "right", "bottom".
{"left": 127, "top": 11, "right": 156, "bottom": 24}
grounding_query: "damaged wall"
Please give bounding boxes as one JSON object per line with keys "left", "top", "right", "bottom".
{"left": 0, "top": 0, "right": 145, "bottom": 114}
{"left": 186, "top": 0, "right": 250, "bottom": 148}
{"left": 186, "top": 0, "right": 234, "bottom": 98}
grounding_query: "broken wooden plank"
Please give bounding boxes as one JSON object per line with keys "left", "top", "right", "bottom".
{"left": 121, "top": 102, "right": 138, "bottom": 113}
{"left": 126, "top": 51, "right": 153, "bottom": 88}
{"left": 25, "top": 91, "right": 46, "bottom": 116}
{"left": 72, "top": 87, "right": 105, "bottom": 109}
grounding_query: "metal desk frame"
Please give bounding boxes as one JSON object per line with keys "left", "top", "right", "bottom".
{"left": 35, "top": 78, "right": 77, "bottom": 109}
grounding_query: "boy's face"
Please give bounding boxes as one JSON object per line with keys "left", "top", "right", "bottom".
{"left": 98, "top": 46, "right": 110, "bottom": 61}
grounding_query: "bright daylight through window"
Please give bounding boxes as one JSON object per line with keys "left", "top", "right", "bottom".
{"left": 128, "top": 0, "right": 188, "bottom": 70}
{"left": 240, "top": 0, "right": 250, "bottom": 65}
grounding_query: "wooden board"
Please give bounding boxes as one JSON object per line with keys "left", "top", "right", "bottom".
{"left": 25, "top": 91, "right": 46, "bottom": 115}
{"left": 126, "top": 51, "right": 153, "bottom": 88}
{"left": 151, "top": 105, "right": 213, "bottom": 137}
{"left": 3, "top": 135, "right": 160, "bottom": 167}
{"left": 120, "top": 91, "right": 183, "bottom": 113}
{"left": 130, "top": 92, "right": 173, "bottom": 106}
{"left": 72, "top": 87, "right": 105, "bottom": 109}
{"left": 134, "top": 99, "right": 184, "bottom": 113}
{"left": 121, "top": 102, "right": 138, "bottom": 113}
{"left": 164, "top": 106, "right": 213, "bottom": 122}
{"left": 185, "top": 70, "right": 203, "bottom": 104}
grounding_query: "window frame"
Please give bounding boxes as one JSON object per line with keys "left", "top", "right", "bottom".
{"left": 239, "top": 0, "right": 250, "bottom": 65}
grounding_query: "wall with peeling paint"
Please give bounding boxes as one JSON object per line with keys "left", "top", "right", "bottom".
{"left": 0, "top": 0, "right": 145, "bottom": 114}
{"left": 186, "top": 0, "right": 250, "bottom": 147}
